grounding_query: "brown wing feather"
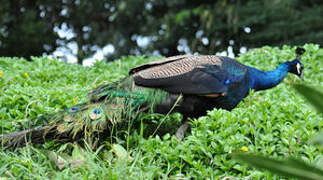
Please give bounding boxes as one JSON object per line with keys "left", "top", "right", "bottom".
{"left": 129, "top": 55, "right": 191, "bottom": 75}
{"left": 131, "top": 55, "right": 222, "bottom": 79}
{"left": 130, "top": 55, "right": 230, "bottom": 95}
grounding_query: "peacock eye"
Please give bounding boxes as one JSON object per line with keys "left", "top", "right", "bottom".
{"left": 69, "top": 107, "right": 79, "bottom": 112}
{"left": 93, "top": 108, "right": 102, "bottom": 114}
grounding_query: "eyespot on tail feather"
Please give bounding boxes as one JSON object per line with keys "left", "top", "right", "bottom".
{"left": 89, "top": 106, "right": 105, "bottom": 120}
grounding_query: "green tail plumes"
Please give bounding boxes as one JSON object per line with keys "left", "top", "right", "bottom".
{"left": 46, "top": 77, "right": 167, "bottom": 138}
{"left": 1, "top": 77, "right": 168, "bottom": 148}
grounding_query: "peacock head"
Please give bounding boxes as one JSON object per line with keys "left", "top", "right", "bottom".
{"left": 288, "top": 48, "right": 305, "bottom": 80}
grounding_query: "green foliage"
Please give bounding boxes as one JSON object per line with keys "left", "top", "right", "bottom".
{"left": 1, "top": 1, "right": 323, "bottom": 63}
{"left": 294, "top": 84, "right": 323, "bottom": 114}
{"left": 233, "top": 154, "right": 323, "bottom": 180}
{"left": 235, "top": 68, "right": 323, "bottom": 180}
{"left": 0, "top": 44, "right": 323, "bottom": 179}
{"left": 234, "top": 73, "right": 323, "bottom": 178}
{"left": 0, "top": 0, "right": 58, "bottom": 59}
{"left": 294, "top": 85, "right": 323, "bottom": 150}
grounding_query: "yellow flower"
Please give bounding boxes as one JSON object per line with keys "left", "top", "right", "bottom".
{"left": 49, "top": 57, "right": 54, "bottom": 61}
{"left": 241, "top": 146, "right": 248, "bottom": 152}
{"left": 0, "top": 71, "right": 3, "bottom": 77}
{"left": 73, "top": 97, "right": 77, "bottom": 104}
{"left": 93, "top": 85, "right": 97, "bottom": 89}
{"left": 24, "top": 73, "right": 29, "bottom": 78}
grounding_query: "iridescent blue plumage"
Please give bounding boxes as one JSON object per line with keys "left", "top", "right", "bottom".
{"left": 248, "top": 59, "right": 303, "bottom": 91}
{"left": 210, "top": 59, "right": 304, "bottom": 110}
{"left": 248, "top": 62, "right": 289, "bottom": 91}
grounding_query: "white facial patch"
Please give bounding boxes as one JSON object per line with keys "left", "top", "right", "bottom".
{"left": 296, "top": 63, "right": 301, "bottom": 74}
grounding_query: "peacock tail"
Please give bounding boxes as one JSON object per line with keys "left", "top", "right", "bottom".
{"left": 46, "top": 77, "right": 168, "bottom": 137}
{"left": 1, "top": 77, "right": 170, "bottom": 148}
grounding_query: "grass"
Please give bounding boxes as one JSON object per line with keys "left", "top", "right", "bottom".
{"left": 0, "top": 44, "right": 323, "bottom": 179}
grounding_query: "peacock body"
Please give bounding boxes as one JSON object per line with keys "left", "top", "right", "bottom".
{"left": 0, "top": 49, "right": 305, "bottom": 148}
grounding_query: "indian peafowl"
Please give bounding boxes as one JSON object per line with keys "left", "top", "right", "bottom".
{"left": 0, "top": 48, "right": 305, "bottom": 148}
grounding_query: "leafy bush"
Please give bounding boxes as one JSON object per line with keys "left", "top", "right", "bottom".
{"left": 0, "top": 44, "right": 323, "bottom": 179}
{"left": 234, "top": 85, "right": 323, "bottom": 180}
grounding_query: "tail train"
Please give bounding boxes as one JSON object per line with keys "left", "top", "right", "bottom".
{"left": 1, "top": 77, "right": 168, "bottom": 149}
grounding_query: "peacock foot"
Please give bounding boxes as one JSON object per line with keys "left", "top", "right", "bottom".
{"left": 175, "top": 122, "right": 190, "bottom": 140}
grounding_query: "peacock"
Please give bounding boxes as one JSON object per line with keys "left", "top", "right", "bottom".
{"left": 0, "top": 48, "right": 305, "bottom": 148}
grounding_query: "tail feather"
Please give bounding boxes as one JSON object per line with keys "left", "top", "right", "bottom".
{"left": 0, "top": 125, "right": 83, "bottom": 149}
{"left": 1, "top": 77, "right": 168, "bottom": 149}
{"left": 0, "top": 102, "right": 111, "bottom": 149}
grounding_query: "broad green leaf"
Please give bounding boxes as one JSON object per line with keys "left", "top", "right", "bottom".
{"left": 310, "top": 131, "right": 323, "bottom": 147}
{"left": 175, "top": 10, "right": 190, "bottom": 23}
{"left": 48, "top": 151, "right": 66, "bottom": 170}
{"left": 313, "top": 155, "right": 323, "bottom": 170}
{"left": 293, "top": 84, "right": 323, "bottom": 114}
{"left": 233, "top": 153, "right": 323, "bottom": 180}
{"left": 112, "top": 144, "right": 133, "bottom": 162}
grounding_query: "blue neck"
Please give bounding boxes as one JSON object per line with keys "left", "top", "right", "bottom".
{"left": 247, "top": 62, "right": 290, "bottom": 91}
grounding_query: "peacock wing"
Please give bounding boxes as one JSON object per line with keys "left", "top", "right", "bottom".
{"left": 130, "top": 55, "right": 248, "bottom": 96}
{"left": 129, "top": 55, "right": 192, "bottom": 75}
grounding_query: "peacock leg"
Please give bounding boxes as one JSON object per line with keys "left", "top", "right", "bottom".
{"left": 175, "top": 121, "right": 190, "bottom": 140}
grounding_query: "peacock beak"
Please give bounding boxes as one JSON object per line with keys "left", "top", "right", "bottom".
{"left": 298, "top": 73, "right": 304, "bottom": 81}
